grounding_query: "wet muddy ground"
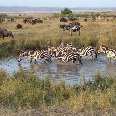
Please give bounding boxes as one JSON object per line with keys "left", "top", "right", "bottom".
{"left": 0, "top": 55, "right": 116, "bottom": 86}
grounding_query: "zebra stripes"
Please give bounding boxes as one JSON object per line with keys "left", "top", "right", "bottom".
{"left": 77, "top": 46, "right": 97, "bottom": 59}
{"left": 18, "top": 42, "right": 98, "bottom": 65}
{"left": 18, "top": 43, "right": 115, "bottom": 64}
{"left": 18, "top": 49, "right": 52, "bottom": 63}
{"left": 98, "top": 45, "right": 116, "bottom": 63}
{"left": 50, "top": 43, "right": 97, "bottom": 64}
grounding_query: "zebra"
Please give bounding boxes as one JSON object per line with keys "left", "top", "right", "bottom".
{"left": 76, "top": 46, "right": 97, "bottom": 59}
{"left": 51, "top": 46, "right": 83, "bottom": 65}
{"left": 18, "top": 49, "right": 53, "bottom": 64}
{"left": 98, "top": 45, "right": 116, "bottom": 63}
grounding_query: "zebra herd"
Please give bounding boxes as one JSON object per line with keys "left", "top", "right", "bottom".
{"left": 18, "top": 43, "right": 116, "bottom": 65}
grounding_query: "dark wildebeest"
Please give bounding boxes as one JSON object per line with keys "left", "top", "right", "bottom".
{"left": 60, "top": 24, "right": 73, "bottom": 31}
{"left": 69, "top": 21, "right": 80, "bottom": 26}
{"left": 1, "top": 30, "right": 14, "bottom": 39}
{"left": 16, "top": 24, "right": 23, "bottom": 29}
{"left": 60, "top": 17, "right": 68, "bottom": 22}
{"left": 0, "top": 28, "right": 7, "bottom": 38}
{"left": 31, "top": 18, "right": 43, "bottom": 25}
{"left": 23, "top": 18, "right": 33, "bottom": 24}
{"left": 60, "top": 23, "right": 82, "bottom": 36}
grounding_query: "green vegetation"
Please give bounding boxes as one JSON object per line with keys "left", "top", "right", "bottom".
{"left": 61, "top": 7, "right": 72, "bottom": 17}
{"left": 0, "top": 70, "right": 116, "bottom": 115}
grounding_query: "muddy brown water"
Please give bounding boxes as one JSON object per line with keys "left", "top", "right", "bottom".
{"left": 0, "top": 55, "right": 116, "bottom": 86}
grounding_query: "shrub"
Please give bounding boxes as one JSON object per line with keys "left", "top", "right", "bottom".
{"left": 61, "top": 7, "right": 72, "bottom": 16}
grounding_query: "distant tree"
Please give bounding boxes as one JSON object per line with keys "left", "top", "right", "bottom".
{"left": 61, "top": 7, "right": 72, "bottom": 16}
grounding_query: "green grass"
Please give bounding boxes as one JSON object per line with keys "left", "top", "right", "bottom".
{"left": 0, "top": 70, "right": 116, "bottom": 115}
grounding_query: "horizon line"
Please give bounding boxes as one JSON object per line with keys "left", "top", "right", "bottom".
{"left": 0, "top": 6, "right": 116, "bottom": 8}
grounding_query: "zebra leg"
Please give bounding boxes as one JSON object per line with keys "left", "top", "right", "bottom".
{"left": 77, "top": 56, "right": 83, "bottom": 65}
{"left": 92, "top": 52, "right": 97, "bottom": 60}
{"left": 49, "top": 58, "right": 52, "bottom": 62}
{"left": 48, "top": 56, "right": 52, "bottom": 62}
{"left": 30, "top": 57, "right": 33, "bottom": 63}
{"left": 95, "top": 52, "right": 97, "bottom": 59}
{"left": 109, "top": 58, "right": 111, "bottom": 63}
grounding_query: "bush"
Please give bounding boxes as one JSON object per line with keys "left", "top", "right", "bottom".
{"left": 61, "top": 7, "right": 72, "bottom": 16}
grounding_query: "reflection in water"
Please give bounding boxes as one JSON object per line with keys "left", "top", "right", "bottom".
{"left": 0, "top": 56, "right": 116, "bottom": 86}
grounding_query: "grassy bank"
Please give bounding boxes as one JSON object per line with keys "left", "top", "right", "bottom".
{"left": 0, "top": 70, "right": 116, "bottom": 115}
{"left": 0, "top": 16, "right": 116, "bottom": 58}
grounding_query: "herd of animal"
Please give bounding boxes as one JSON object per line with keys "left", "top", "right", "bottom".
{"left": 0, "top": 17, "right": 44, "bottom": 38}
{"left": 60, "top": 17, "right": 83, "bottom": 35}
{"left": 0, "top": 18, "right": 15, "bottom": 23}
{"left": 1, "top": 15, "right": 115, "bottom": 38}
{"left": 18, "top": 42, "right": 116, "bottom": 65}
{"left": 23, "top": 17, "right": 43, "bottom": 25}
{"left": 0, "top": 16, "right": 116, "bottom": 64}
{"left": 0, "top": 16, "right": 82, "bottom": 39}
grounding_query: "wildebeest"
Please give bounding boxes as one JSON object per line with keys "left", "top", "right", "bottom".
{"left": 60, "top": 21, "right": 82, "bottom": 36}
{"left": 16, "top": 24, "right": 23, "bottom": 29}
{"left": 69, "top": 21, "right": 80, "bottom": 26}
{"left": 23, "top": 18, "right": 43, "bottom": 25}
{"left": 3, "top": 31, "right": 14, "bottom": 38}
{"left": 60, "top": 24, "right": 73, "bottom": 31}
{"left": 23, "top": 18, "right": 33, "bottom": 24}
{"left": 0, "top": 28, "right": 7, "bottom": 38}
{"left": 0, "top": 29, "right": 14, "bottom": 39}
{"left": 31, "top": 18, "right": 43, "bottom": 25}
{"left": 60, "top": 17, "right": 68, "bottom": 22}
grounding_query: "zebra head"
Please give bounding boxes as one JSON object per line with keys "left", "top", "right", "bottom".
{"left": 98, "top": 45, "right": 108, "bottom": 54}
{"left": 18, "top": 51, "right": 28, "bottom": 62}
